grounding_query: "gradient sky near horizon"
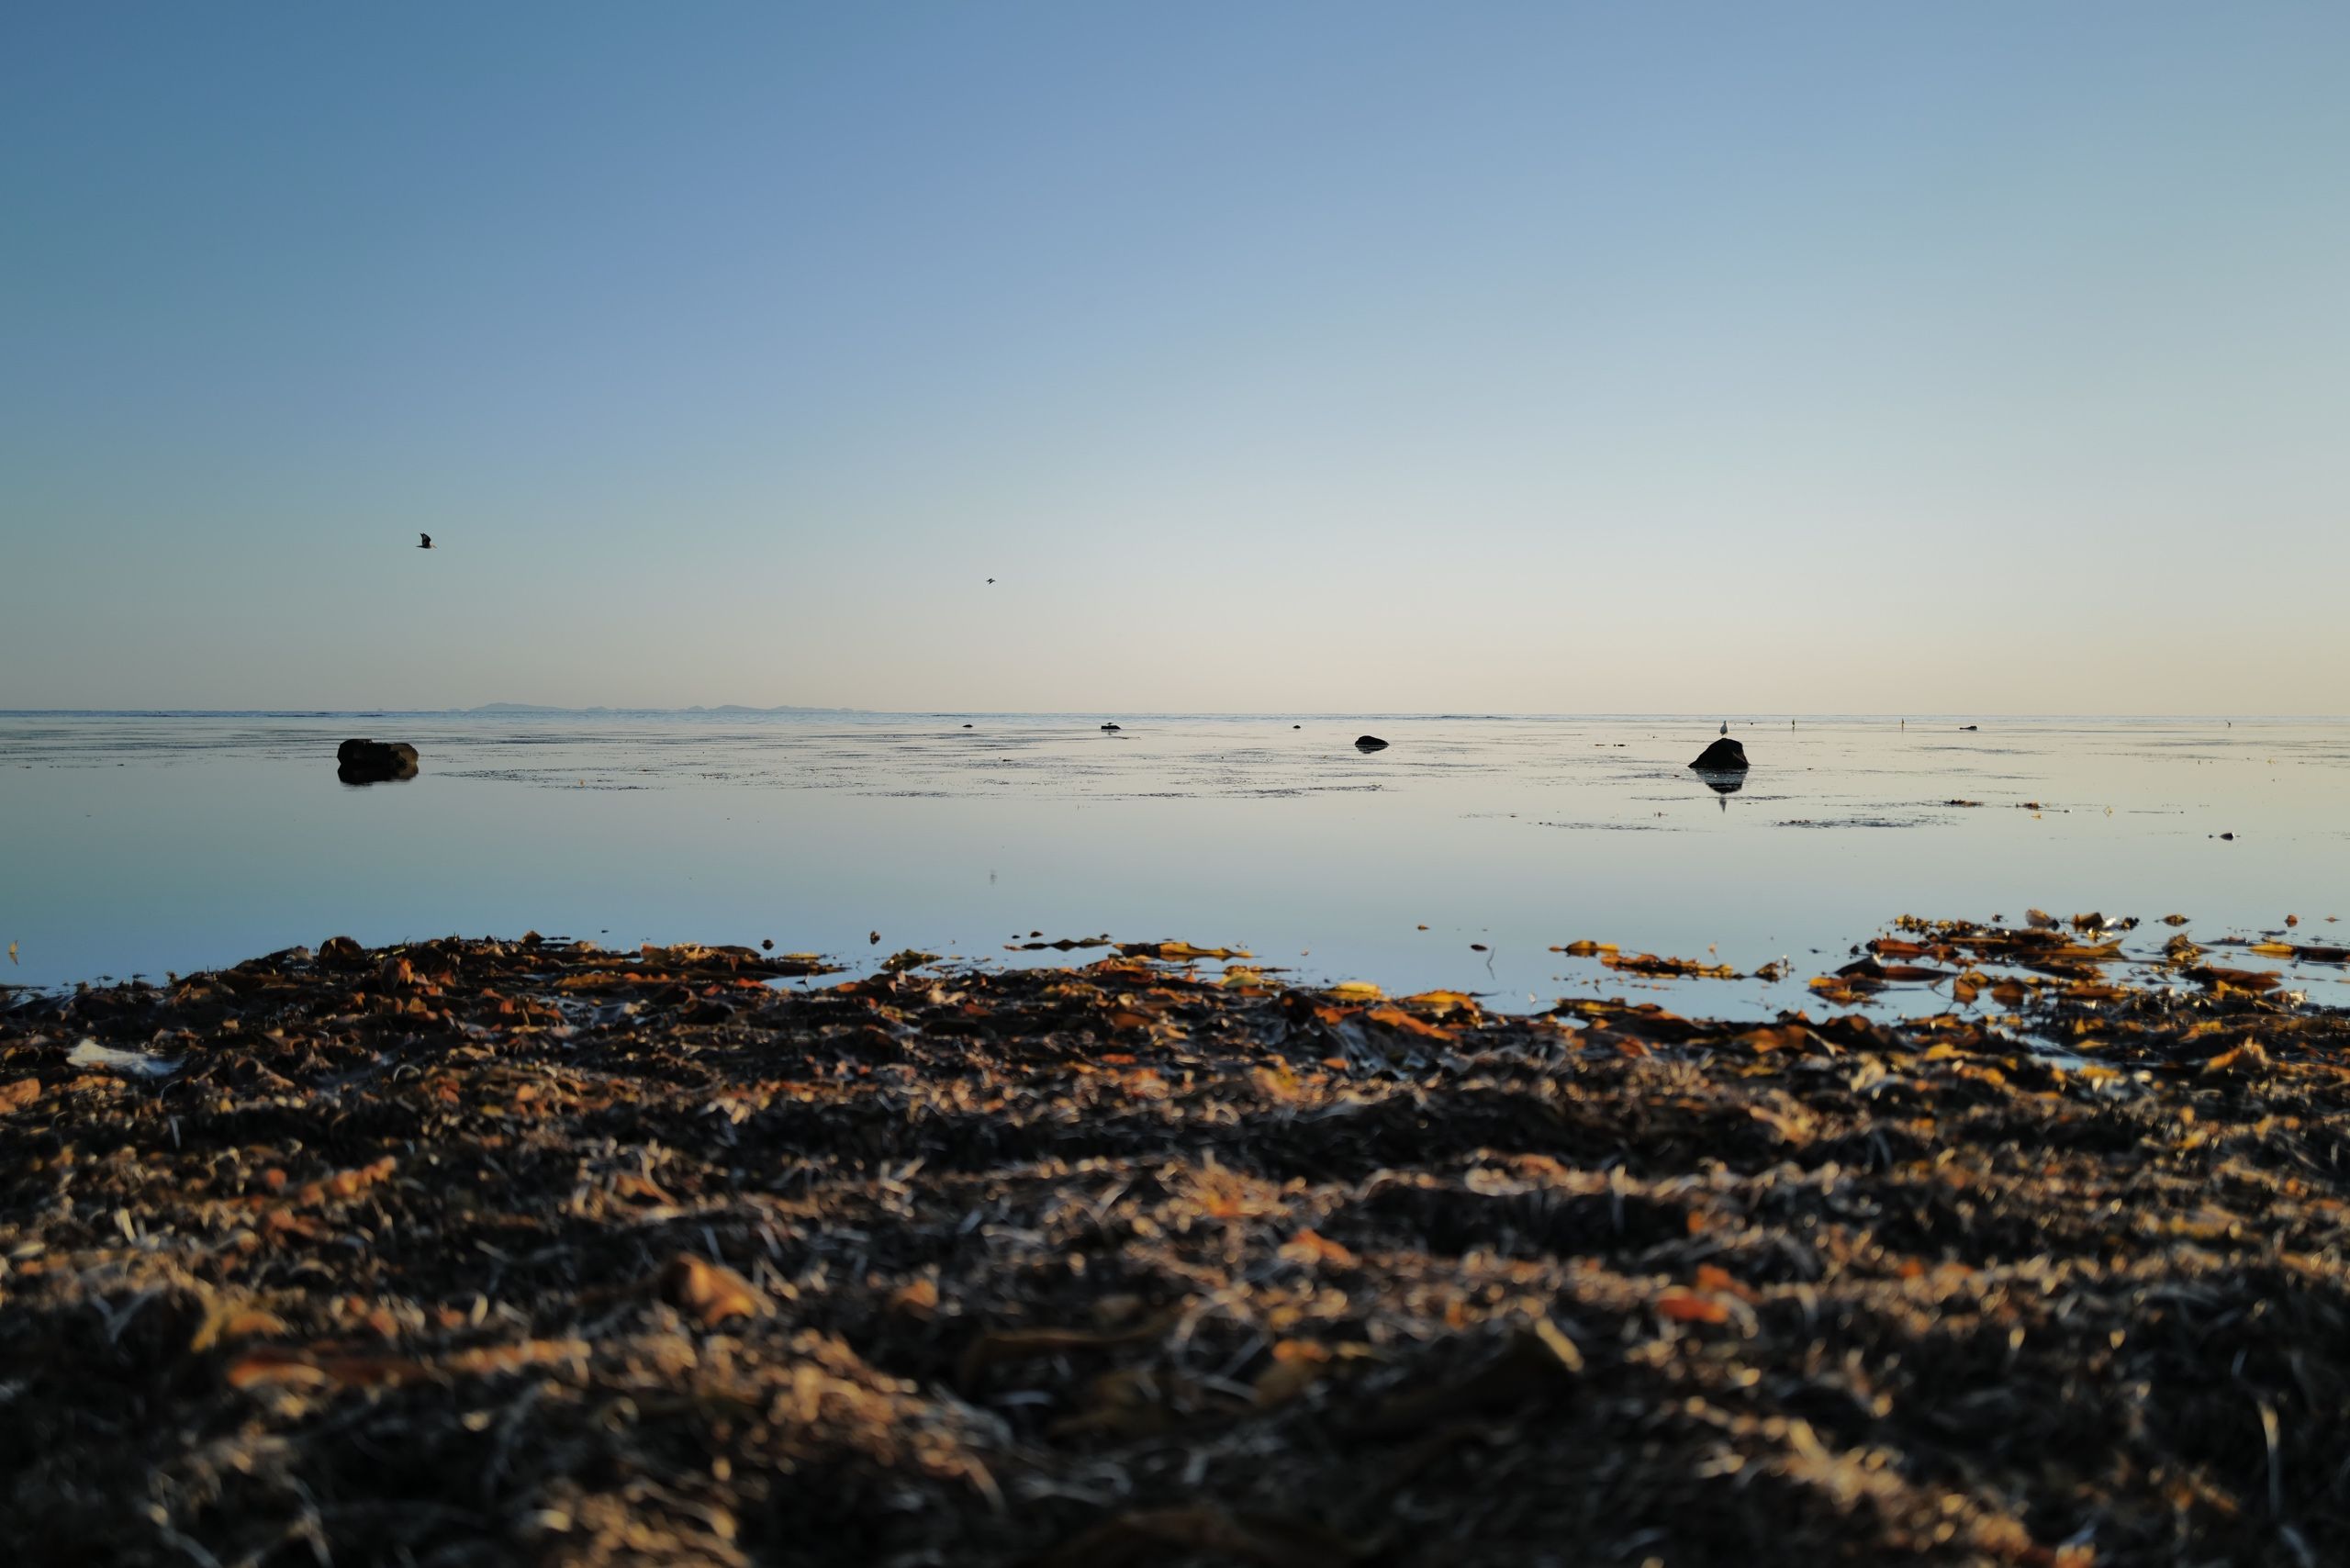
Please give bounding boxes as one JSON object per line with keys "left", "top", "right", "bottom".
{"left": 6, "top": 4, "right": 2346, "bottom": 713}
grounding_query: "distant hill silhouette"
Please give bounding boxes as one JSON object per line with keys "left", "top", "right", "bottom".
{"left": 467, "top": 702, "right": 861, "bottom": 715}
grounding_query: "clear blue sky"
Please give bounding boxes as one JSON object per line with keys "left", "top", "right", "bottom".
{"left": 5, "top": 3, "right": 2345, "bottom": 711}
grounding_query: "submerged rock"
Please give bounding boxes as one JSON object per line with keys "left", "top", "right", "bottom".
{"left": 1355, "top": 735, "right": 1389, "bottom": 752}
{"left": 1689, "top": 737, "right": 1749, "bottom": 771}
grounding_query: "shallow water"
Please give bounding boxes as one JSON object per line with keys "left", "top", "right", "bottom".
{"left": 4, "top": 711, "right": 2345, "bottom": 1013}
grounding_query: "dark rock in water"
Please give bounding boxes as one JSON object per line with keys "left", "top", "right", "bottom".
{"left": 1959, "top": 724, "right": 1979, "bottom": 731}
{"left": 1355, "top": 735, "right": 1389, "bottom": 752}
{"left": 1100, "top": 722, "right": 1121, "bottom": 732}
{"left": 1689, "top": 737, "right": 1749, "bottom": 771}
{"left": 336, "top": 738, "right": 419, "bottom": 784}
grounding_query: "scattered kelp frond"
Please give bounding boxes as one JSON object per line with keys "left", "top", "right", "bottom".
{"left": 1546, "top": 942, "right": 1742, "bottom": 980}
{"left": 4, "top": 930, "right": 2349, "bottom": 1566}
{"left": 1602, "top": 951, "right": 1742, "bottom": 980}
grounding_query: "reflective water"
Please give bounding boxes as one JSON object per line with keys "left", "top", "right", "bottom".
{"left": 4, "top": 712, "right": 2345, "bottom": 1013}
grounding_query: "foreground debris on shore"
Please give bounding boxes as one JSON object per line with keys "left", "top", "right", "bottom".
{"left": 4, "top": 930, "right": 2348, "bottom": 1566}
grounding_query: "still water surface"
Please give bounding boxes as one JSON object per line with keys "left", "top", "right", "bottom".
{"left": 4, "top": 712, "right": 2345, "bottom": 1014}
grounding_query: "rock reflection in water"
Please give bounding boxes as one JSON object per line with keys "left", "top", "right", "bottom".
{"left": 337, "top": 759, "right": 418, "bottom": 786}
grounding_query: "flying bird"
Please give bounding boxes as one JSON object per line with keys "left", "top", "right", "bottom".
{"left": 419, "top": 533, "right": 434, "bottom": 550}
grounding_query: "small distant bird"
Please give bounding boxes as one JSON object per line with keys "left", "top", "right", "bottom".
{"left": 419, "top": 533, "right": 433, "bottom": 550}
{"left": 1719, "top": 722, "right": 1727, "bottom": 735}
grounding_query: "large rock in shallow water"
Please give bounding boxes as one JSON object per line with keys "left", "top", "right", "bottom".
{"left": 337, "top": 738, "right": 419, "bottom": 783}
{"left": 1689, "top": 737, "right": 1749, "bottom": 771}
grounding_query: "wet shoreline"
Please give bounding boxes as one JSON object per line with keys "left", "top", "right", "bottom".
{"left": 4, "top": 932, "right": 2347, "bottom": 1563}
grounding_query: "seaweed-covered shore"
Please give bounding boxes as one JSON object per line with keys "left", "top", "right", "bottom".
{"left": 4, "top": 930, "right": 2347, "bottom": 1566}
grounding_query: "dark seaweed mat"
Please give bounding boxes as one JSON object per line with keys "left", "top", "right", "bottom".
{"left": 3, "top": 931, "right": 2347, "bottom": 1567}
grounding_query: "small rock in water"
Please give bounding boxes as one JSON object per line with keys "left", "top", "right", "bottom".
{"left": 1100, "top": 722, "right": 1121, "bottom": 732}
{"left": 1689, "top": 737, "right": 1749, "bottom": 771}
{"left": 1355, "top": 735, "right": 1389, "bottom": 752}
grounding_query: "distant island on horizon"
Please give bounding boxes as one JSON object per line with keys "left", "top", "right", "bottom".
{"left": 466, "top": 702, "right": 862, "bottom": 715}
{"left": 1, "top": 706, "right": 2341, "bottom": 721}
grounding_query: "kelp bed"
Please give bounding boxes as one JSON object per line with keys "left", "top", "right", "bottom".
{"left": 3, "top": 928, "right": 2348, "bottom": 1567}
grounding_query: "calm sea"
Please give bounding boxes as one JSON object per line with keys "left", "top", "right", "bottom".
{"left": 5, "top": 712, "right": 2345, "bottom": 1013}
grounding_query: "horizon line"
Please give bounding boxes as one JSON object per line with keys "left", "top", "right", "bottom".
{"left": 3, "top": 707, "right": 2344, "bottom": 722}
